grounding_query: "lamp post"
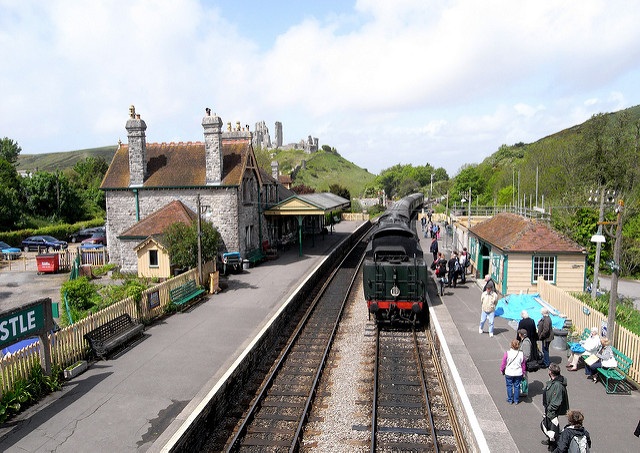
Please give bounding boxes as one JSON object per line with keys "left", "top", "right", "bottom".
{"left": 588, "top": 188, "right": 609, "bottom": 300}
{"left": 460, "top": 188, "right": 471, "bottom": 229}
{"left": 430, "top": 173, "right": 434, "bottom": 199}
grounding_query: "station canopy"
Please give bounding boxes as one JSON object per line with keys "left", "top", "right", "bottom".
{"left": 264, "top": 193, "right": 350, "bottom": 216}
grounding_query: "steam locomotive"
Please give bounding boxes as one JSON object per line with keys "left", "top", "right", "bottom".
{"left": 362, "top": 193, "right": 429, "bottom": 325}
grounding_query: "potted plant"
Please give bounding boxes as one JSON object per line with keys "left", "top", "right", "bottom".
{"left": 63, "top": 360, "right": 88, "bottom": 380}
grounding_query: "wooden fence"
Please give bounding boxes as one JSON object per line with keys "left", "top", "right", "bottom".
{"left": 537, "top": 278, "right": 640, "bottom": 384}
{"left": 0, "top": 267, "right": 207, "bottom": 396}
{"left": 1, "top": 248, "right": 109, "bottom": 272}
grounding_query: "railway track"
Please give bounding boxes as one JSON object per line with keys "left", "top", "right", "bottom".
{"left": 223, "top": 240, "right": 367, "bottom": 452}
{"left": 372, "top": 327, "right": 465, "bottom": 452}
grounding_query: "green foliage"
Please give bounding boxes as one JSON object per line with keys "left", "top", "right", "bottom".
{"left": 572, "top": 292, "right": 640, "bottom": 336}
{"left": 0, "top": 363, "right": 62, "bottom": 424}
{"left": 61, "top": 277, "right": 99, "bottom": 311}
{"left": 367, "top": 204, "right": 386, "bottom": 217}
{"left": 328, "top": 183, "right": 350, "bottom": 200}
{"left": 22, "top": 170, "right": 82, "bottom": 223}
{"left": 0, "top": 137, "right": 21, "bottom": 164}
{"left": 70, "top": 156, "right": 109, "bottom": 217}
{"left": 374, "top": 163, "right": 448, "bottom": 200}
{"left": 163, "top": 220, "right": 220, "bottom": 269}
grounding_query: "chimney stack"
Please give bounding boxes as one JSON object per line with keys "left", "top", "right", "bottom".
{"left": 203, "top": 108, "right": 223, "bottom": 185}
{"left": 271, "top": 161, "right": 279, "bottom": 180}
{"left": 126, "top": 105, "right": 147, "bottom": 187}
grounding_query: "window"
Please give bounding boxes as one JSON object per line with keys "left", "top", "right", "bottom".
{"left": 149, "top": 249, "right": 159, "bottom": 268}
{"left": 532, "top": 255, "right": 555, "bottom": 283}
{"left": 245, "top": 225, "right": 253, "bottom": 249}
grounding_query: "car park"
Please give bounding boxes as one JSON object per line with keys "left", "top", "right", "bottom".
{"left": 81, "top": 231, "right": 107, "bottom": 246}
{"left": 69, "top": 226, "right": 105, "bottom": 243}
{"left": 21, "top": 235, "right": 68, "bottom": 252}
{"left": 0, "top": 241, "right": 22, "bottom": 260}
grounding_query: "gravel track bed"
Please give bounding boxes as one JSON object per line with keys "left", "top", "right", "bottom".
{"left": 303, "top": 274, "right": 373, "bottom": 452}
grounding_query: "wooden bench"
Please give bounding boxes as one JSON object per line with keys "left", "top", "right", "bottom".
{"left": 169, "top": 280, "right": 205, "bottom": 307}
{"left": 596, "top": 347, "right": 634, "bottom": 394}
{"left": 245, "top": 248, "right": 266, "bottom": 266}
{"left": 84, "top": 314, "right": 144, "bottom": 360}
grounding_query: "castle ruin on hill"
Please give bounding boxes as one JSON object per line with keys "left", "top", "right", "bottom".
{"left": 252, "top": 121, "right": 318, "bottom": 154}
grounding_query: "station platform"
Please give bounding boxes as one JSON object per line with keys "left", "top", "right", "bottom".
{"left": 0, "top": 221, "right": 364, "bottom": 453}
{"left": 1, "top": 219, "right": 638, "bottom": 452}
{"left": 421, "top": 229, "right": 640, "bottom": 452}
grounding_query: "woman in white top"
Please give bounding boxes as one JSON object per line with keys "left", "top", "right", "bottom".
{"left": 500, "top": 339, "right": 527, "bottom": 404}
{"left": 567, "top": 327, "right": 600, "bottom": 371}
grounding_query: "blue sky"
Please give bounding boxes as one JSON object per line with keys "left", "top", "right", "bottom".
{"left": 1, "top": 0, "right": 639, "bottom": 176}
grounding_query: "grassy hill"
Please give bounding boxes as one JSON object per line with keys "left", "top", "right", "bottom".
{"left": 17, "top": 145, "right": 118, "bottom": 172}
{"left": 17, "top": 143, "right": 375, "bottom": 197}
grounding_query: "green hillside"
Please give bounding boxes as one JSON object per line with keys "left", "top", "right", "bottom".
{"left": 17, "top": 145, "right": 118, "bottom": 172}
{"left": 280, "top": 149, "right": 374, "bottom": 197}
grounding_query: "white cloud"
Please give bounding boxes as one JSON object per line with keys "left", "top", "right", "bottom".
{"left": 0, "top": 0, "right": 639, "bottom": 177}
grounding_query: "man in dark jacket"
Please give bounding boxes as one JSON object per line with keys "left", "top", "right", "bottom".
{"left": 537, "top": 308, "right": 554, "bottom": 368}
{"left": 542, "top": 364, "right": 569, "bottom": 451}
{"left": 552, "top": 410, "right": 591, "bottom": 453}
{"left": 516, "top": 310, "right": 540, "bottom": 360}
{"left": 429, "top": 236, "right": 438, "bottom": 263}
{"left": 447, "top": 253, "right": 459, "bottom": 288}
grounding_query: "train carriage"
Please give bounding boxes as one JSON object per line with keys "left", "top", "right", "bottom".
{"left": 363, "top": 193, "right": 429, "bottom": 325}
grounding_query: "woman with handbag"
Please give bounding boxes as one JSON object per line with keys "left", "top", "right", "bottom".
{"left": 584, "top": 337, "right": 616, "bottom": 383}
{"left": 518, "top": 329, "right": 532, "bottom": 397}
{"left": 500, "top": 339, "right": 526, "bottom": 404}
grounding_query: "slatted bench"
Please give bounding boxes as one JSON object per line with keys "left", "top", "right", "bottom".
{"left": 169, "top": 279, "right": 205, "bottom": 307}
{"left": 596, "top": 346, "right": 634, "bottom": 394}
{"left": 84, "top": 314, "right": 144, "bottom": 360}
{"left": 246, "top": 248, "right": 266, "bottom": 266}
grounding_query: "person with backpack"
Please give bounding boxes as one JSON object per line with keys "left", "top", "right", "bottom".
{"left": 447, "top": 252, "right": 460, "bottom": 288}
{"left": 541, "top": 364, "right": 570, "bottom": 451}
{"left": 552, "top": 410, "right": 591, "bottom": 453}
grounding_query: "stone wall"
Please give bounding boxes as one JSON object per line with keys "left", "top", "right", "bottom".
{"left": 106, "top": 188, "right": 248, "bottom": 273}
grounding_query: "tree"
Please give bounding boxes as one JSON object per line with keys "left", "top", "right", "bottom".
{"left": 71, "top": 156, "right": 109, "bottom": 216}
{"left": 164, "top": 220, "right": 221, "bottom": 269}
{"left": 0, "top": 137, "right": 21, "bottom": 164}
{"left": 22, "top": 170, "right": 82, "bottom": 222}
{"left": 292, "top": 184, "right": 315, "bottom": 194}
{"left": 328, "top": 183, "right": 350, "bottom": 200}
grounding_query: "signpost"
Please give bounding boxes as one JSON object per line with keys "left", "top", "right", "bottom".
{"left": 0, "top": 298, "right": 54, "bottom": 374}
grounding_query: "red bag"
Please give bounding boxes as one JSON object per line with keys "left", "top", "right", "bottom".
{"left": 435, "top": 268, "right": 441, "bottom": 277}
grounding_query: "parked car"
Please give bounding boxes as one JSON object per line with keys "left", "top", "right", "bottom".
{"left": 69, "top": 226, "right": 105, "bottom": 243}
{"left": 0, "top": 241, "right": 22, "bottom": 260}
{"left": 81, "top": 231, "right": 107, "bottom": 246}
{"left": 21, "top": 235, "right": 68, "bottom": 252}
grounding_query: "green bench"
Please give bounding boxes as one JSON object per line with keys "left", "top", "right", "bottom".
{"left": 596, "top": 346, "right": 634, "bottom": 394}
{"left": 245, "top": 248, "right": 266, "bottom": 266}
{"left": 567, "top": 327, "right": 591, "bottom": 351}
{"left": 169, "top": 280, "right": 205, "bottom": 307}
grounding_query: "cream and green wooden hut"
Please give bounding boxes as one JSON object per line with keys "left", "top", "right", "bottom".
{"left": 468, "top": 213, "right": 586, "bottom": 295}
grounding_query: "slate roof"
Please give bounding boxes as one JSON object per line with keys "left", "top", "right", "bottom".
{"left": 470, "top": 212, "right": 585, "bottom": 254}
{"left": 119, "top": 200, "right": 197, "bottom": 239}
{"left": 101, "top": 139, "right": 251, "bottom": 189}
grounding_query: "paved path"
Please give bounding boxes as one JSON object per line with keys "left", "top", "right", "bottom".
{"left": 426, "top": 231, "right": 640, "bottom": 452}
{"left": 0, "top": 222, "right": 362, "bottom": 452}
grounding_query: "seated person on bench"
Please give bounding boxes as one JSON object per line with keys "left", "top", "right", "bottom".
{"left": 567, "top": 327, "right": 600, "bottom": 371}
{"left": 584, "top": 337, "right": 617, "bottom": 383}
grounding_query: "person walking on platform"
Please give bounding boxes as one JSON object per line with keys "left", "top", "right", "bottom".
{"left": 541, "top": 363, "right": 569, "bottom": 451}
{"left": 516, "top": 310, "right": 539, "bottom": 361}
{"left": 479, "top": 285, "right": 498, "bottom": 337}
{"left": 500, "top": 339, "right": 526, "bottom": 404}
{"left": 552, "top": 410, "right": 591, "bottom": 453}
{"left": 447, "top": 252, "right": 460, "bottom": 288}
{"left": 482, "top": 274, "right": 495, "bottom": 292}
{"left": 538, "top": 308, "right": 554, "bottom": 368}
{"left": 429, "top": 236, "right": 438, "bottom": 263}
